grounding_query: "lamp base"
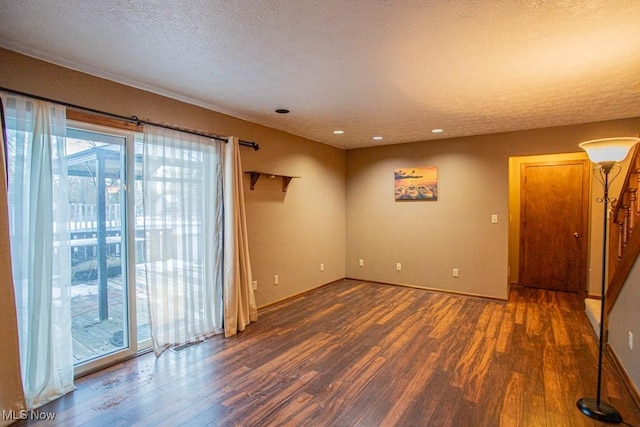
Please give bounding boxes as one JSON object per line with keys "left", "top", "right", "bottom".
{"left": 577, "top": 398, "right": 622, "bottom": 424}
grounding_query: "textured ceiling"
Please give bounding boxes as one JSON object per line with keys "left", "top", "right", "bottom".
{"left": 0, "top": 0, "right": 639, "bottom": 149}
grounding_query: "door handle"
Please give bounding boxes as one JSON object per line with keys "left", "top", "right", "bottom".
{"left": 574, "top": 232, "right": 580, "bottom": 238}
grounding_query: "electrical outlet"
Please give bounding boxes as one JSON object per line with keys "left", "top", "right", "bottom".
{"left": 491, "top": 214, "right": 498, "bottom": 224}
{"left": 453, "top": 268, "right": 459, "bottom": 278}
{"left": 396, "top": 263, "right": 402, "bottom": 271}
{"left": 274, "top": 275, "right": 279, "bottom": 285}
{"left": 252, "top": 280, "right": 258, "bottom": 291}
{"left": 629, "top": 332, "right": 634, "bottom": 350}
{"left": 320, "top": 263, "right": 324, "bottom": 272}
{"left": 359, "top": 259, "right": 364, "bottom": 267}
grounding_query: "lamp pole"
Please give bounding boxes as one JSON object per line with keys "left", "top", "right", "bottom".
{"left": 576, "top": 161, "right": 622, "bottom": 424}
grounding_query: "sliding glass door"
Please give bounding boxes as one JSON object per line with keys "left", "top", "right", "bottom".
{"left": 66, "top": 124, "right": 149, "bottom": 373}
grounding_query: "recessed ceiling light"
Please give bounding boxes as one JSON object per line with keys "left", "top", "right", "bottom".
{"left": 275, "top": 109, "right": 290, "bottom": 114}
{"left": 333, "top": 130, "right": 345, "bottom": 135}
{"left": 372, "top": 136, "right": 383, "bottom": 140}
{"left": 432, "top": 128, "right": 444, "bottom": 133}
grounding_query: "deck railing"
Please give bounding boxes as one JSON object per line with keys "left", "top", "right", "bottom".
{"left": 70, "top": 203, "right": 121, "bottom": 231}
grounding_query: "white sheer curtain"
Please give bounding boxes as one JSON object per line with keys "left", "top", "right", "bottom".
{"left": 1, "top": 93, "right": 74, "bottom": 409}
{"left": 223, "top": 136, "right": 257, "bottom": 337}
{"left": 142, "top": 125, "right": 224, "bottom": 355}
{"left": 0, "top": 101, "right": 28, "bottom": 422}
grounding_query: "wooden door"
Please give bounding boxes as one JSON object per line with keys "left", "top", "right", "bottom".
{"left": 519, "top": 160, "right": 590, "bottom": 292}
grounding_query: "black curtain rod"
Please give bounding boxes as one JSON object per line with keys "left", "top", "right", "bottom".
{"left": 0, "top": 87, "right": 260, "bottom": 151}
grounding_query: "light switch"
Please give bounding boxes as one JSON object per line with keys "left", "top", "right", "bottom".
{"left": 491, "top": 214, "right": 498, "bottom": 224}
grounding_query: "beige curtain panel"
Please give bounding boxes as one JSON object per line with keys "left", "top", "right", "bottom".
{"left": 223, "top": 136, "right": 257, "bottom": 337}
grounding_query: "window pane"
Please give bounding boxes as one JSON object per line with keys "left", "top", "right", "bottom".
{"left": 67, "top": 130, "right": 129, "bottom": 364}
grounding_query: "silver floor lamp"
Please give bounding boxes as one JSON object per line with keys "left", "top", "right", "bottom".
{"left": 577, "top": 136, "right": 640, "bottom": 424}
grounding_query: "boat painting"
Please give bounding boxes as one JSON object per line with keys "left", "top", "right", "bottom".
{"left": 394, "top": 167, "right": 438, "bottom": 201}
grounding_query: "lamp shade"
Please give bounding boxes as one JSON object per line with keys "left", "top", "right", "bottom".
{"left": 579, "top": 137, "right": 640, "bottom": 164}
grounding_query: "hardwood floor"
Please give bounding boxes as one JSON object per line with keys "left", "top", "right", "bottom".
{"left": 12, "top": 279, "right": 640, "bottom": 426}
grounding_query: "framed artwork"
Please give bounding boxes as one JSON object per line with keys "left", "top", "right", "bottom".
{"left": 394, "top": 167, "right": 438, "bottom": 200}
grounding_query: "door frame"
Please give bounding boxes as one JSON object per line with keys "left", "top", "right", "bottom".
{"left": 507, "top": 153, "right": 592, "bottom": 293}
{"left": 517, "top": 158, "right": 590, "bottom": 293}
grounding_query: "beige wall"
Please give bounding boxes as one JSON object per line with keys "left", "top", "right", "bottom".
{"left": 610, "top": 258, "right": 640, "bottom": 395}
{"left": 346, "top": 137, "right": 510, "bottom": 298}
{"left": 241, "top": 134, "right": 346, "bottom": 305}
{"left": 346, "top": 120, "right": 640, "bottom": 299}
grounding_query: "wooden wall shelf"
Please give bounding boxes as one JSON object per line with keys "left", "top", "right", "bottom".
{"left": 245, "top": 171, "right": 299, "bottom": 192}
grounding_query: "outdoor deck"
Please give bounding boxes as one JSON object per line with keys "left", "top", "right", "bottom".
{"left": 71, "top": 265, "right": 150, "bottom": 363}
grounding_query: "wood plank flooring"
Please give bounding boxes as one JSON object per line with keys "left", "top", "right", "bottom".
{"left": 11, "top": 279, "right": 640, "bottom": 426}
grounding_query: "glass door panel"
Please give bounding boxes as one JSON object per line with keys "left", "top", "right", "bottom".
{"left": 66, "top": 128, "right": 129, "bottom": 364}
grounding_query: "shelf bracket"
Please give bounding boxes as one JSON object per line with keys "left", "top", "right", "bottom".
{"left": 249, "top": 171, "right": 261, "bottom": 190}
{"left": 245, "top": 171, "right": 299, "bottom": 192}
{"left": 281, "top": 176, "right": 294, "bottom": 192}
